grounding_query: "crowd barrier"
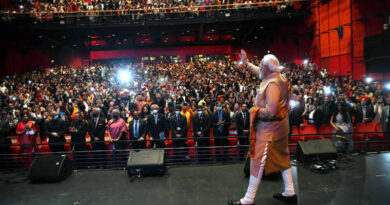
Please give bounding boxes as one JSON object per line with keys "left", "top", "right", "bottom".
{"left": 0, "top": 126, "right": 388, "bottom": 171}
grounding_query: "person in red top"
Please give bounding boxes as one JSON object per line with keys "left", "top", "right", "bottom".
{"left": 16, "top": 113, "right": 39, "bottom": 169}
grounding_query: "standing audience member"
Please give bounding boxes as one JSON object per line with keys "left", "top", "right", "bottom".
{"left": 0, "top": 108, "right": 12, "bottom": 170}
{"left": 88, "top": 108, "right": 107, "bottom": 168}
{"left": 147, "top": 104, "right": 168, "bottom": 148}
{"left": 168, "top": 105, "right": 188, "bottom": 161}
{"left": 236, "top": 103, "right": 250, "bottom": 159}
{"left": 212, "top": 101, "right": 231, "bottom": 160}
{"left": 107, "top": 109, "right": 128, "bottom": 168}
{"left": 354, "top": 97, "right": 374, "bottom": 124}
{"left": 129, "top": 110, "right": 147, "bottom": 149}
{"left": 107, "top": 109, "right": 128, "bottom": 150}
{"left": 45, "top": 111, "right": 66, "bottom": 153}
{"left": 69, "top": 112, "right": 89, "bottom": 168}
{"left": 192, "top": 105, "right": 211, "bottom": 161}
{"left": 16, "top": 113, "right": 39, "bottom": 169}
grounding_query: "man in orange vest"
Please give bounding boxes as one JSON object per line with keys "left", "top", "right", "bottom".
{"left": 228, "top": 51, "right": 297, "bottom": 205}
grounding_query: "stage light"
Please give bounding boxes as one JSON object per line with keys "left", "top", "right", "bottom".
{"left": 28, "top": 80, "right": 31, "bottom": 84}
{"left": 51, "top": 60, "right": 55, "bottom": 63}
{"left": 174, "top": 59, "right": 178, "bottom": 63}
{"left": 117, "top": 69, "right": 132, "bottom": 84}
{"left": 385, "top": 83, "right": 390, "bottom": 90}
{"left": 19, "top": 5, "right": 23, "bottom": 9}
{"left": 267, "top": 50, "right": 270, "bottom": 54}
{"left": 303, "top": 59, "right": 309, "bottom": 65}
{"left": 323, "top": 86, "right": 331, "bottom": 95}
{"left": 365, "top": 77, "right": 373, "bottom": 84}
{"left": 289, "top": 100, "right": 299, "bottom": 108}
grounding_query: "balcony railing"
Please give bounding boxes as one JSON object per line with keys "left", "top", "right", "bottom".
{"left": 0, "top": 1, "right": 308, "bottom": 25}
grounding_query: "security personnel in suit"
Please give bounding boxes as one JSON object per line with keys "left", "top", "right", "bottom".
{"left": 69, "top": 112, "right": 89, "bottom": 168}
{"left": 147, "top": 104, "right": 169, "bottom": 148}
{"left": 44, "top": 111, "right": 66, "bottom": 153}
{"left": 88, "top": 108, "right": 106, "bottom": 167}
{"left": 169, "top": 105, "right": 188, "bottom": 160}
{"left": 212, "top": 101, "right": 231, "bottom": 160}
{"left": 192, "top": 105, "right": 211, "bottom": 161}
{"left": 129, "top": 110, "right": 147, "bottom": 149}
{"left": 235, "top": 103, "right": 251, "bottom": 159}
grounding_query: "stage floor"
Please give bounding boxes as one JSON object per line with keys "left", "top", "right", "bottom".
{"left": 1, "top": 153, "right": 390, "bottom": 205}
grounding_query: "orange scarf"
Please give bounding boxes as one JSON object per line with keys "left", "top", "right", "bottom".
{"left": 249, "top": 107, "right": 260, "bottom": 158}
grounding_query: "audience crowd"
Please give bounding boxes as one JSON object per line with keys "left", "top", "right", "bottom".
{"left": 0, "top": 57, "right": 390, "bottom": 168}
{"left": 1, "top": 0, "right": 299, "bottom": 15}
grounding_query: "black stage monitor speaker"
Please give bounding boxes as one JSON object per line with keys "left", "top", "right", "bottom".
{"left": 127, "top": 149, "right": 165, "bottom": 177}
{"left": 297, "top": 139, "right": 337, "bottom": 163}
{"left": 28, "top": 155, "right": 72, "bottom": 183}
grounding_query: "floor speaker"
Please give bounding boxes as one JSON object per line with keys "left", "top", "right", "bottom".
{"left": 297, "top": 139, "right": 337, "bottom": 163}
{"left": 28, "top": 155, "right": 72, "bottom": 183}
{"left": 127, "top": 149, "right": 165, "bottom": 177}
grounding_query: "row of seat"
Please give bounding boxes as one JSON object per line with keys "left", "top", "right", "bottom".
{"left": 9, "top": 121, "right": 386, "bottom": 160}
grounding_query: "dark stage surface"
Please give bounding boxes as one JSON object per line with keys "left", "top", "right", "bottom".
{"left": 1, "top": 153, "right": 390, "bottom": 205}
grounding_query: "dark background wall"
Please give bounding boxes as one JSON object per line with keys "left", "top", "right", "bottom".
{"left": 1, "top": 0, "right": 389, "bottom": 80}
{"left": 268, "top": 0, "right": 390, "bottom": 80}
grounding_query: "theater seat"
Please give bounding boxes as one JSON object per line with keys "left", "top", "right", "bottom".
{"left": 318, "top": 124, "right": 334, "bottom": 139}
{"left": 299, "top": 124, "right": 319, "bottom": 141}
{"left": 228, "top": 128, "right": 239, "bottom": 158}
{"left": 10, "top": 136, "right": 20, "bottom": 163}
{"left": 353, "top": 122, "right": 375, "bottom": 151}
{"left": 10, "top": 136, "right": 20, "bottom": 152}
{"left": 38, "top": 137, "right": 51, "bottom": 154}
{"left": 373, "top": 122, "right": 386, "bottom": 150}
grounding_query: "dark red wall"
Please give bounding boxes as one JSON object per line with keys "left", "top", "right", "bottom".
{"left": 90, "top": 45, "right": 233, "bottom": 62}
{"left": 0, "top": 46, "right": 51, "bottom": 76}
{"left": 0, "top": 44, "right": 90, "bottom": 76}
{"left": 269, "top": 0, "right": 390, "bottom": 80}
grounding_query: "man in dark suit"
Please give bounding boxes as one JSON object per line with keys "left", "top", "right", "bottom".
{"left": 308, "top": 97, "right": 324, "bottom": 131}
{"left": 169, "top": 105, "right": 188, "bottom": 160}
{"left": 0, "top": 108, "right": 12, "bottom": 170}
{"left": 45, "top": 111, "right": 66, "bottom": 153}
{"left": 88, "top": 108, "right": 106, "bottom": 167}
{"left": 288, "top": 101, "right": 304, "bottom": 135}
{"left": 69, "top": 112, "right": 89, "bottom": 168}
{"left": 129, "top": 110, "right": 147, "bottom": 150}
{"left": 354, "top": 97, "right": 375, "bottom": 124}
{"left": 212, "top": 101, "right": 231, "bottom": 160}
{"left": 147, "top": 104, "right": 169, "bottom": 148}
{"left": 192, "top": 105, "right": 211, "bottom": 161}
{"left": 320, "top": 96, "right": 335, "bottom": 124}
{"left": 235, "top": 103, "right": 250, "bottom": 159}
